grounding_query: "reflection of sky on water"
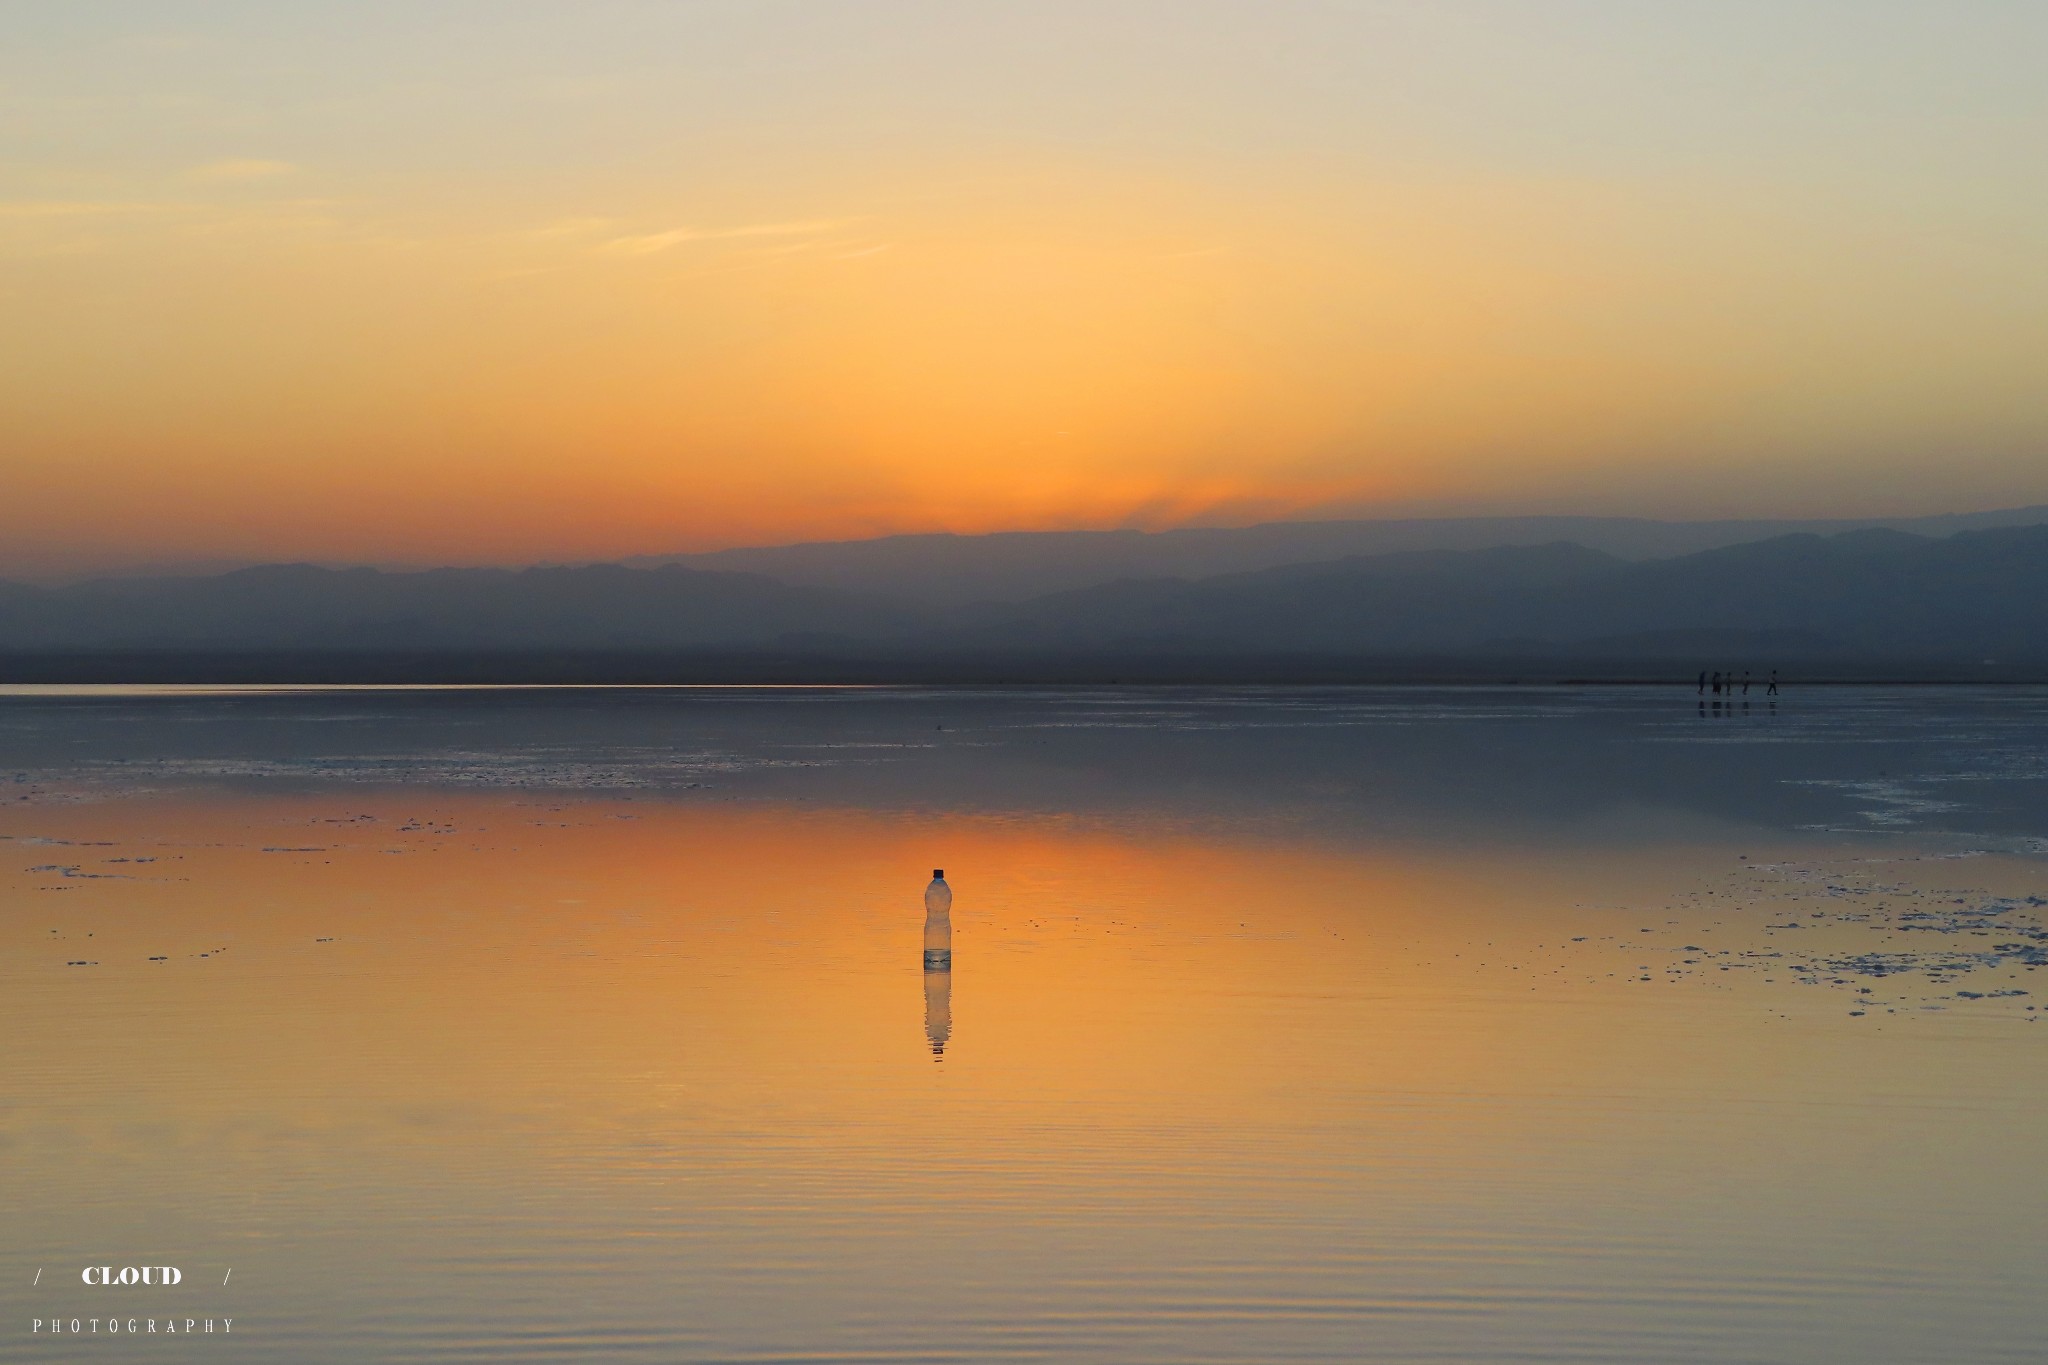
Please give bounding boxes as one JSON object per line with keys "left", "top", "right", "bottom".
{"left": 3, "top": 687, "right": 2048, "bottom": 1362}
{"left": 11, "top": 685, "right": 2048, "bottom": 846}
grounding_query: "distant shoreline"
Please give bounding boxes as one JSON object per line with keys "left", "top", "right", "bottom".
{"left": 3, "top": 651, "right": 2046, "bottom": 688}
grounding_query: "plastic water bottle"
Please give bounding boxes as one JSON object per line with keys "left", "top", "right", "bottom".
{"left": 923, "top": 868, "right": 952, "bottom": 970}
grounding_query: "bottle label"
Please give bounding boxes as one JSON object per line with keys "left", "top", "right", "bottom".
{"left": 923, "top": 949, "right": 952, "bottom": 970}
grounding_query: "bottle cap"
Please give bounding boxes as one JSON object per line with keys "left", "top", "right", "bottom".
{"left": 932, "top": 869, "right": 944, "bottom": 879}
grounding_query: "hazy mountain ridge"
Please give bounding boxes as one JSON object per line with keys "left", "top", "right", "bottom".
{"left": 6, "top": 523, "right": 2048, "bottom": 665}
{"left": 0, "top": 562, "right": 906, "bottom": 650}
{"left": 934, "top": 542, "right": 1629, "bottom": 652}
{"left": 634, "top": 506, "right": 2048, "bottom": 607}
{"left": 915, "top": 527, "right": 2048, "bottom": 659}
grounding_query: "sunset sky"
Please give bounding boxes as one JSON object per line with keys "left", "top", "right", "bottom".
{"left": 6, "top": 2, "right": 2048, "bottom": 577}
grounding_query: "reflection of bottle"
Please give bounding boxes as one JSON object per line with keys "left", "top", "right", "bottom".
{"left": 924, "top": 961, "right": 952, "bottom": 1058}
{"left": 923, "top": 869, "right": 952, "bottom": 970}
{"left": 922, "top": 870, "right": 953, "bottom": 1059}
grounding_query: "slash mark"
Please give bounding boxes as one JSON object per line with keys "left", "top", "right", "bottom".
{"left": 223, "top": 1269, "right": 232, "bottom": 1286}
{"left": 33, "top": 1268, "right": 41, "bottom": 1286}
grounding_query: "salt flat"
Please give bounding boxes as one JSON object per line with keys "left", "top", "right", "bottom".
{"left": 4, "top": 685, "right": 2046, "bottom": 1363}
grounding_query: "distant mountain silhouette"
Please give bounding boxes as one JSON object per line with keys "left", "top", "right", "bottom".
{"left": 921, "top": 526, "right": 2048, "bottom": 660}
{"left": 936, "top": 542, "right": 1623, "bottom": 652}
{"left": 0, "top": 562, "right": 903, "bottom": 650}
{"left": 632, "top": 506, "right": 2048, "bottom": 606}
{"left": 6, "top": 524, "right": 2048, "bottom": 669}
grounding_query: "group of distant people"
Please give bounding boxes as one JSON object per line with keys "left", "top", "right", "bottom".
{"left": 1698, "top": 669, "right": 1778, "bottom": 697}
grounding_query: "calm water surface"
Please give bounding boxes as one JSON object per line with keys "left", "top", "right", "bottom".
{"left": 3, "top": 685, "right": 2046, "bottom": 1362}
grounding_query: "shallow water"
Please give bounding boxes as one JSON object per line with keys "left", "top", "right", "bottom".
{"left": 4, "top": 685, "right": 2047, "bottom": 1362}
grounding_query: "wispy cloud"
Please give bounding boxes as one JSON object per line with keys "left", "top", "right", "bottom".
{"left": 0, "top": 200, "right": 181, "bottom": 219}
{"left": 530, "top": 216, "right": 618, "bottom": 239}
{"left": 600, "top": 227, "right": 700, "bottom": 256}
{"left": 598, "top": 219, "right": 848, "bottom": 256}
{"left": 191, "top": 159, "right": 298, "bottom": 182}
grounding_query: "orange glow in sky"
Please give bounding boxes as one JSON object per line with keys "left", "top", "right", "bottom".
{"left": 5, "top": 4, "right": 2048, "bottom": 576}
